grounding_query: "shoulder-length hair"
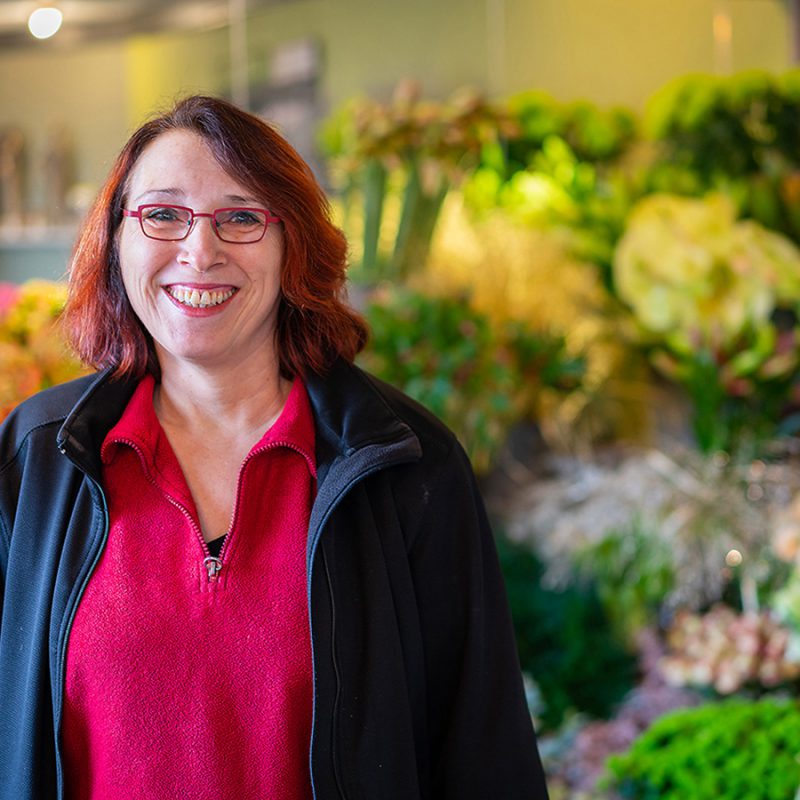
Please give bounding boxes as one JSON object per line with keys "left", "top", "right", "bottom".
{"left": 64, "top": 94, "right": 368, "bottom": 380}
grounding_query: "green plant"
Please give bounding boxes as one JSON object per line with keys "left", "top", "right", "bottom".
{"left": 645, "top": 69, "right": 800, "bottom": 244}
{"left": 496, "top": 535, "right": 637, "bottom": 732}
{"left": 358, "top": 285, "right": 583, "bottom": 472}
{"left": 605, "top": 697, "right": 800, "bottom": 799}
{"left": 573, "top": 521, "right": 675, "bottom": 644}
{"left": 464, "top": 93, "right": 640, "bottom": 290}
{"left": 498, "top": 91, "right": 637, "bottom": 176}
{"left": 320, "top": 81, "right": 514, "bottom": 279}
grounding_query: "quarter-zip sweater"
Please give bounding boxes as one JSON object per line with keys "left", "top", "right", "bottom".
{"left": 61, "top": 375, "right": 316, "bottom": 799}
{"left": 0, "top": 360, "right": 549, "bottom": 799}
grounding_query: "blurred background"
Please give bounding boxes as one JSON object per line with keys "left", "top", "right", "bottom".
{"left": 3, "top": 1, "right": 800, "bottom": 798}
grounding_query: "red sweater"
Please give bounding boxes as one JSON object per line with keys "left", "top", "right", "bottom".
{"left": 62, "top": 375, "right": 316, "bottom": 800}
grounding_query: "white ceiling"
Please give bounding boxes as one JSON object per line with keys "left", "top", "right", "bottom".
{"left": 0, "top": 0, "right": 283, "bottom": 50}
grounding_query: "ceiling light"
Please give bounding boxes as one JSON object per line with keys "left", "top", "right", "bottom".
{"left": 28, "top": 7, "right": 63, "bottom": 40}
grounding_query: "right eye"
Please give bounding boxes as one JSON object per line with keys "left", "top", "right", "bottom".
{"left": 143, "top": 206, "right": 185, "bottom": 223}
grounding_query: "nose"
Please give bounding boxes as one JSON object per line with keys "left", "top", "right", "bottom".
{"left": 177, "top": 213, "right": 224, "bottom": 272}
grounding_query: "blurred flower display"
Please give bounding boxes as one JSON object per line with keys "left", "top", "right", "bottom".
{"left": 321, "top": 80, "right": 515, "bottom": 280}
{"left": 0, "top": 280, "right": 87, "bottom": 422}
{"left": 614, "top": 193, "right": 800, "bottom": 454}
{"left": 320, "top": 68, "right": 800, "bottom": 798}
{"left": 660, "top": 605, "right": 800, "bottom": 695}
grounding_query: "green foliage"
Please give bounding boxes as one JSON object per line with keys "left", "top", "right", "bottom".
{"left": 502, "top": 90, "right": 637, "bottom": 174}
{"left": 645, "top": 69, "right": 800, "bottom": 244}
{"left": 495, "top": 535, "right": 638, "bottom": 731}
{"left": 358, "top": 286, "right": 584, "bottom": 472}
{"left": 573, "top": 522, "right": 675, "bottom": 643}
{"left": 465, "top": 93, "right": 640, "bottom": 288}
{"left": 605, "top": 698, "right": 800, "bottom": 800}
{"left": 500, "top": 537, "right": 638, "bottom": 729}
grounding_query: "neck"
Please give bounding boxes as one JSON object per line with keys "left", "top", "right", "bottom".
{"left": 153, "top": 355, "right": 291, "bottom": 438}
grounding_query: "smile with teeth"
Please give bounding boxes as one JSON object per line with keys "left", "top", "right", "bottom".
{"left": 167, "top": 286, "right": 237, "bottom": 309}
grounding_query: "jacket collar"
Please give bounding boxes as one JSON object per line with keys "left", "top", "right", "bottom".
{"left": 304, "top": 359, "right": 420, "bottom": 460}
{"left": 56, "top": 369, "right": 138, "bottom": 482}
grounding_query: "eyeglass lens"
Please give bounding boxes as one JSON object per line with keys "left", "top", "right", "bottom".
{"left": 138, "top": 205, "right": 269, "bottom": 243}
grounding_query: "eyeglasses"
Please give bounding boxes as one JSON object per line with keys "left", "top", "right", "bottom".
{"left": 122, "top": 204, "right": 281, "bottom": 244}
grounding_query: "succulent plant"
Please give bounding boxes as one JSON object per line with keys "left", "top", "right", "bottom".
{"left": 660, "top": 604, "right": 800, "bottom": 695}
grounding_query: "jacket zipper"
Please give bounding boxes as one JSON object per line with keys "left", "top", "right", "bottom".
{"left": 110, "top": 436, "right": 216, "bottom": 581}
{"left": 306, "top": 448, "right": 420, "bottom": 800}
{"left": 53, "top": 464, "right": 110, "bottom": 800}
{"left": 216, "top": 438, "right": 315, "bottom": 576}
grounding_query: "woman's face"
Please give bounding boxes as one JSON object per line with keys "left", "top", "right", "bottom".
{"left": 118, "top": 129, "right": 285, "bottom": 376}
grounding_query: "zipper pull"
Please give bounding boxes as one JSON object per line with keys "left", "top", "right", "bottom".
{"left": 203, "top": 556, "right": 223, "bottom": 581}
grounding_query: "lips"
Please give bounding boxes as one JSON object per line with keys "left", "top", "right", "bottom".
{"left": 165, "top": 285, "right": 237, "bottom": 309}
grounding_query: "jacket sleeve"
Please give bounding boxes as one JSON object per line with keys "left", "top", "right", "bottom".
{"left": 407, "top": 439, "right": 549, "bottom": 799}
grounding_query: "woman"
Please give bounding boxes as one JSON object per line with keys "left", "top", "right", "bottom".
{"left": 0, "top": 96, "right": 548, "bottom": 799}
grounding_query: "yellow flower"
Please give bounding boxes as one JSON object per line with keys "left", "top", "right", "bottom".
{"left": 0, "top": 280, "right": 88, "bottom": 423}
{"left": 614, "top": 194, "right": 800, "bottom": 349}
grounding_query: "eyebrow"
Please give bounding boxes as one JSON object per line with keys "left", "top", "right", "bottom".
{"left": 133, "top": 188, "right": 261, "bottom": 205}
{"left": 133, "top": 188, "right": 182, "bottom": 202}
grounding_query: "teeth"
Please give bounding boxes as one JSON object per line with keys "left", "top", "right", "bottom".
{"left": 168, "top": 287, "right": 236, "bottom": 308}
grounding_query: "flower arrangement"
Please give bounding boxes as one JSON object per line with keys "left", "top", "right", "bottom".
{"left": 660, "top": 604, "right": 800, "bottom": 695}
{"left": 0, "top": 280, "right": 87, "bottom": 422}
{"left": 613, "top": 192, "right": 800, "bottom": 453}
{"left": 359, "top": 284, "right": 584, "bottom": 472}
{"left": 614, "top": 193, "right": 800, "bottom": 349}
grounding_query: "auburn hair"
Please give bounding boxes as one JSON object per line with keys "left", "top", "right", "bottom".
{"left": 64, "top": 94, "right": 368, "bottom": 380}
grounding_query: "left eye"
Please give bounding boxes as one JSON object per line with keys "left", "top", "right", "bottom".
{"left": 221, "top": 210, "right": 260, "bottom": 225}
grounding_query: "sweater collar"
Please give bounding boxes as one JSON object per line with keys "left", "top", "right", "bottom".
{"left": 58, "top": 360, "right": 420, "bottom": 482}
{"left": 100, "top": 374, "right": 317, "bottom": 481}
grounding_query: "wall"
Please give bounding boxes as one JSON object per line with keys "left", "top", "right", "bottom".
{"left": 501, "top": 0, "right": 791, "bottom": 108}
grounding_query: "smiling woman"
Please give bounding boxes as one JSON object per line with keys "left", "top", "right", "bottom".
{"left": 0, "top": 95, "right": 549, "bottom": 800}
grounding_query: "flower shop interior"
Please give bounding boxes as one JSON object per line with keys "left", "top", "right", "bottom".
{"left": 2, "top": 0, "right": 800, "bottom": 797}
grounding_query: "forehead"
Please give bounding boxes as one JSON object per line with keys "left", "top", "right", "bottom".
{"left": 126, "top": 129, "right": 249, "bottom": 198}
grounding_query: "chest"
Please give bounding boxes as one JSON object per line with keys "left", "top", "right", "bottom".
{"left": 165, "top": 430, "right": 259, "bottom": 541}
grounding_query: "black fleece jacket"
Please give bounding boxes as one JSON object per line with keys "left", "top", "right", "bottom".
{"left": 0, "top": 359, "right": 548, "bottom": 799}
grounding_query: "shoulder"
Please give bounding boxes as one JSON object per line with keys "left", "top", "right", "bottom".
{"left": 308, "top": 360, "right": 461, "bottom": 464}
{"left": 358, "top": 368, "right": 458, "bottom": 451}
{"left": 0, "top": 374, "right": 100, "bottom": 466}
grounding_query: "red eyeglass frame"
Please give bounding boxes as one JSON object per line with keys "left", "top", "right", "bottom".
{"left": 122, "top": 204, "right": 282, "bottom": 243}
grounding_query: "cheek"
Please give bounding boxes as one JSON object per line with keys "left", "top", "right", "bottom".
{"left": 118, "top": 235, "right": 163, "bottom": 293}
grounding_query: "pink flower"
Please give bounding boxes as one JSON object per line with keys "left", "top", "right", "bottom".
{"left": 0, "top": 283, "right": 19, "bottom": 317}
